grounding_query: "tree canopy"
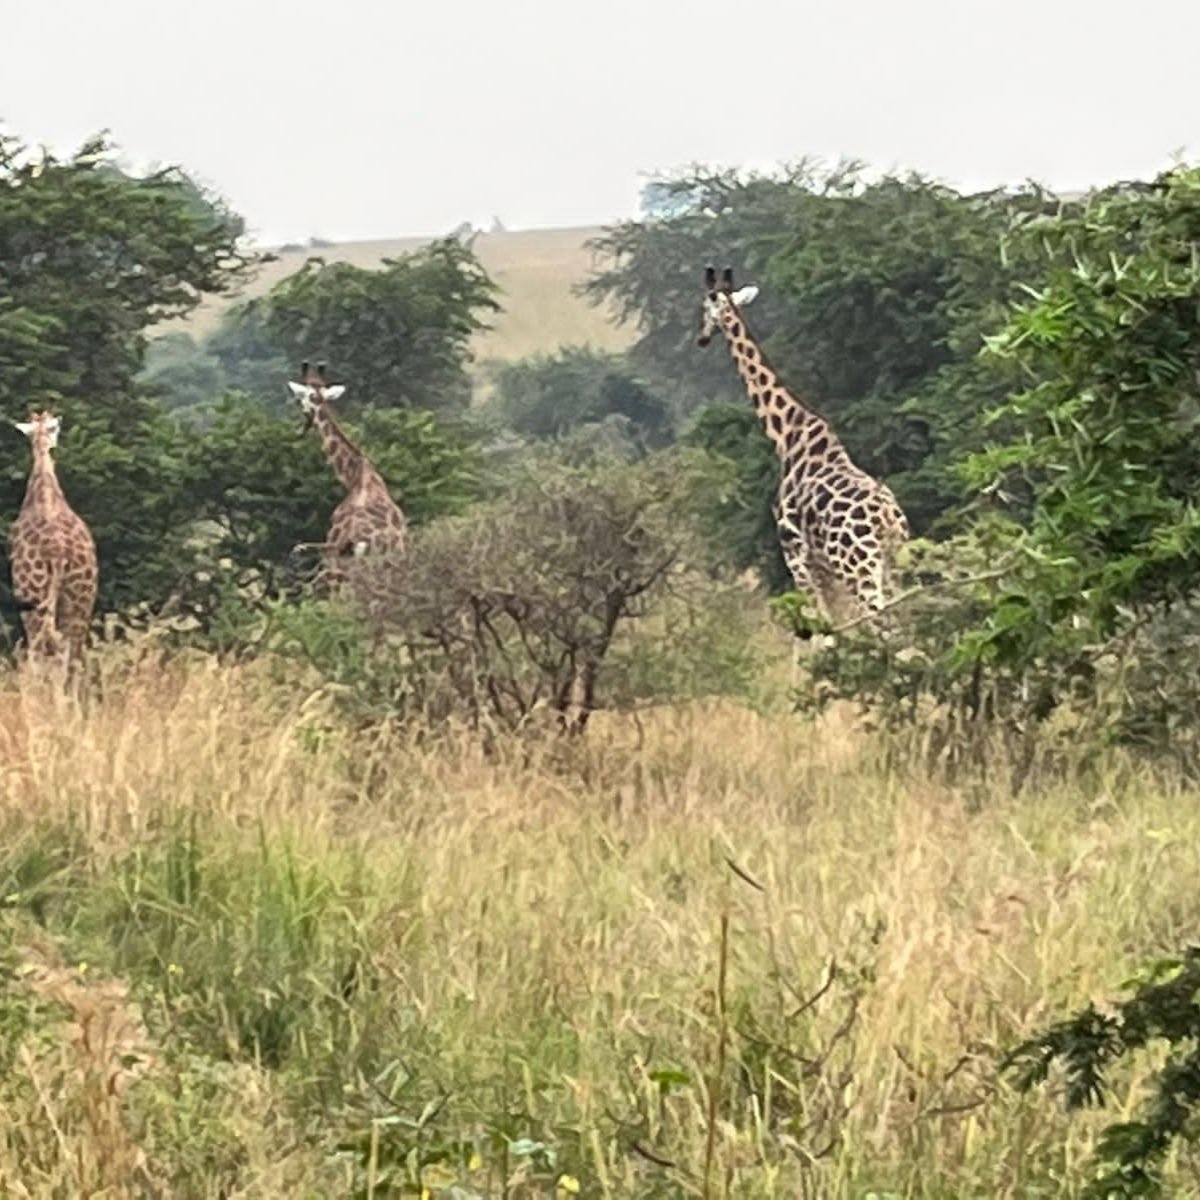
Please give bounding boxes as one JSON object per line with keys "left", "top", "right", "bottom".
{"left": 484, "top": 346, "right": 674, "bottom": 450}
{"left": 0, "top": 130, "right": 257, "bottom": 613}
{"left": 958, "top": 168, "right": 1200, "bottom": 671}
{"left": 215, "top": 239, "right": 500, "bottom": 413}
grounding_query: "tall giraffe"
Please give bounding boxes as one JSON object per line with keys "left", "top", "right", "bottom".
{"left": 286, "top": 361, "right": 408, "bottom": 591}
{"left": 697, "top": 266, "right": 908, "bottom": 625}
{"left": 8, "top": 411, "right": 99, "bottom": 672}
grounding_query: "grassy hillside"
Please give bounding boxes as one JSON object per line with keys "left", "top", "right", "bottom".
{"left": 1, "top": 647, "right": 1195, "bottom": 1196}
{"left": 177, "top": 225, "right": 634, "bottom": 366}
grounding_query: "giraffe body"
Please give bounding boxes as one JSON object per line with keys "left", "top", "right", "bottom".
{"left": 287, "top": 363, "right": 407, "bottom": 594}
{"left": 8, "top": 412, "right": 99, "bottom": 670}
{"left": 699, "top": 268, "right": 908, "bottom": 625}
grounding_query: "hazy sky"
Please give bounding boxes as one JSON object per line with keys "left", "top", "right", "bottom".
{"left": 6, "top": 0, "right": 1197, "bottom": 246}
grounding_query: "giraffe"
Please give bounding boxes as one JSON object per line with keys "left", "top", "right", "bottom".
{"left": 286, "top": 361, "right": 408, "bottom": 595}
{"left": 697, "top": 266, "right": 909, "bottom": 628}
{"left": 8, "top": 411, "right": 99, "bottom": 673}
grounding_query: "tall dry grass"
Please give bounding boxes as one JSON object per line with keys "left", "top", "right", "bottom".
{"left": 0, "top": 646, "right": 1197, "bottom": 1196}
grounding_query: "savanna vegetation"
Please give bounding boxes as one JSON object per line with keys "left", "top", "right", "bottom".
{"left": 4, "top": 126, "right": 1200, "bottom": 1196}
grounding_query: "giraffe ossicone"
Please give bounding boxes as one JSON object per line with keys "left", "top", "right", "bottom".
{"left": 697, "top": 265, "right": 908, "bottom": 628}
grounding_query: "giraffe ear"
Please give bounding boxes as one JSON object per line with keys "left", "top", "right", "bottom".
{"left": 323, "top": 385, "right": 346, "bottom": 401}
{"left": 287, "top": 382, "right": 311, "bottom": 400}
{"left": 731, "top": 285, "right": 759, "bottom": 307}
{"left": 14, "top": 421, "right": 34, "bottom": 437}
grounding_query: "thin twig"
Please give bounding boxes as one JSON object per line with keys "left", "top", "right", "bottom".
{"left": 725, "top": 856, "right": 765, "bottom": 892}
{"left": 830, "top": 562, "right": 1017, "bottom": 636}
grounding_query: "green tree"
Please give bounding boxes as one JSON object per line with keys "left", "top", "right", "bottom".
{"left": 585, "top": 164, "right": 818, "bottom": 412}
{"left": 801, "top": 166, "right": 1200, "bottom": 772}
{"left": 141, "top": 332, "right": 228, "bottom": 413}
{"left": 0, "top": 130, "right": 257, "bottom": 615}
{"left": 683, "top": 403, "right": 789, "bottom": 591}
{"left": 224, "top": 239, "right": 500, "bottom": 412}
{"left": 486, "top": 346, "right": 674, "bottom": 449}
{"left": 204, "top": 302, "right": 291, "bottom": 411}
{"left": 958, "top": 168, "right": 1200, "bottom": 676}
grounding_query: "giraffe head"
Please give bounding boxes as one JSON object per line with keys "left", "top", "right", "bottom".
{"left": 697, "top": 266, "right": 760, "bottom": 347}
{"left": 287, "top": 361, "right": 346, "bottom": 432}
{"left": 14, "top": 410, "right": 63, "bottom": 452}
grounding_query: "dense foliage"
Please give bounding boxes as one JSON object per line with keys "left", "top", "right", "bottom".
{"left": 586, "top": 164, "right": 1065, "bottom": 547}
{"left": 158, "top": 240, "right": 501, "bottom": 416}
{"left": 794, "top": 167, "right": 1200, "bottom": 776}
{"left": 962, "top": 170, "right": 1200, "bottom": 665}
{"left": 483, "top": 346, "right": 673, "bottom": 450}
{"left": 231, "top": 240, "right": 499, "bottom": 412}
{"left": 0, "top": 132, "right": 256, "bottom": 613}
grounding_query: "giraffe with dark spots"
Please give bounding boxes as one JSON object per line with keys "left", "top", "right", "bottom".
{"left": 697, "top": 266, "right": 909, "bottom": 626}
{"left": 8, "top": 411, "right": 99, "bottom": 674}
{"left": 286, "top": 361, "right": 408, "bottom": 597}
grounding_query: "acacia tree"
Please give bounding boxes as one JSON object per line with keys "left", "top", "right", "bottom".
{"left": 269, "top": 448, "right": 754, "bottom": 733}
{"left": 958, "top": 169, "right": 1200, "bottom": 671}
{"left": 213, "top": 239, "right": 500, "bottom": 412}
{"left": 0, "top": 130, "right": 257, "bottom": 614}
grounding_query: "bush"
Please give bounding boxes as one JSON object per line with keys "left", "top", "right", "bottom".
{"left": 269, "top": 449, "right": 767, "bottom": 734}
{"left": 790, "top": 166, "right": 1200, "bottom": 782}
{"left": 1005, "top": 949, "right": 1200, "bottom": 1198}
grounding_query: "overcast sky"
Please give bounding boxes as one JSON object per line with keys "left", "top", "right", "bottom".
{"left": 5, "top": 0, "right": 1197, "bottom": 246}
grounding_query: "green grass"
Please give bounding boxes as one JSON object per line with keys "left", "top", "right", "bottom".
{"left": 1, "top": 648, "right": 1199, "bottom": 1196}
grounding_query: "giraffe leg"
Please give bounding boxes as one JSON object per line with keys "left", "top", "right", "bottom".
{"left": 778, "top": 525, "right": 823, "bottom": 619}
{"left": 854, "top": 558, "right": 899, "bottom": 634}
{"left": 18, "top": 566, "right": 63, "bottom": 665}
{"left": 54, "top": 568, "right": 96, "bottom": 682}
{"left": 18, "top": 605, "right": 53, "bottom": 662}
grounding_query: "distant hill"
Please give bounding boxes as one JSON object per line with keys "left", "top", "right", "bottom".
{"left": 173, "top": 224, "right": 635, "bottom": 367}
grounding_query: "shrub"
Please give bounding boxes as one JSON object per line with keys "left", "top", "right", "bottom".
{"left": 269, "top": 449, "right": 766, "bottom": 735}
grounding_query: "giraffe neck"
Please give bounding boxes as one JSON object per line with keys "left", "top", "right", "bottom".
{"left": 311, "top": 403, "right": 376, "bottom": 492}
{"left": 22, "top": 445, "right": 66, "bottom": 511}
{"left": 717, "top": 306, "right": 830, "bottom": 459}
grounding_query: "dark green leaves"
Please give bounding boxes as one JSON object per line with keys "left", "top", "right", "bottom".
{"left": 231, "top": 238, "right": 500, "bottom": 413}
{"left": 0, "top": 128, "right": 257, "bottom": 614}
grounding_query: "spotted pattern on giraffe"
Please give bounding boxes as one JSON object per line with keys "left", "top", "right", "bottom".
{"left": 286, "top": 362, "right": 408, "bottom": 595}
{"left": 697, "top": 266, "right": 908, "bottom": 626}
{"left": 8, "top": 410, "right": 98, "bottom": 673}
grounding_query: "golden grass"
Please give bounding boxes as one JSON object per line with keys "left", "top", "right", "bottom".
{"left": 170, "top": 225, "right": 634, "bottom": 366}
{"left": 0, "top": 649, "right": 1197, "bottom": 1196}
